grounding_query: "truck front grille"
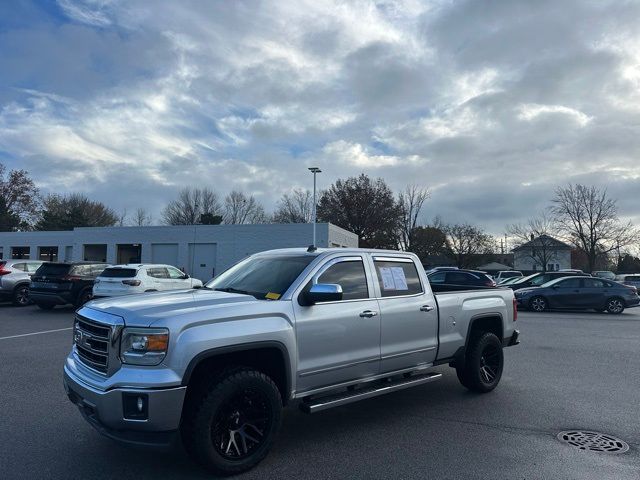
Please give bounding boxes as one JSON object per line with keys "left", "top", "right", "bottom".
{"left": 74, "top": 315, "right": 112, "bottom": 374}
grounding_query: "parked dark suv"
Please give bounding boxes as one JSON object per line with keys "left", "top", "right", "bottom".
{"left": 30, "top": 262, "right": 108, "bottom": 310}
{"left": 507, "top": 271, "right": 582, "bottom": 291}
{"left": 427, "top": 269, "right": 497, "bottom": 292}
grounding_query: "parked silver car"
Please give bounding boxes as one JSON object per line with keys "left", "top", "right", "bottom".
{"left": 0, "top": 260, "right": 43, "bottom": 306}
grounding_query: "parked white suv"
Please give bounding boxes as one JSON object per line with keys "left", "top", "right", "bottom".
{"left": 93, "top": 264, "right": 203, "bottom": 298}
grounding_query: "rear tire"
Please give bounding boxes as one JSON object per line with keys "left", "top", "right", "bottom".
{"left": 456, "top": 332, "right": 504, "bottom": 393}
{"left": 606, "top": 297, "right": 625, "bottom": 314}
{"left": 529, "top": 296, "right": 547, "bottom": 312}
{"left": 37, "top": 303, "right": 55, "bottom": 310}
{"left": 12, "top": 285, "right": 30, "bottom": 306}
{"left": 181, "top": 368, "right": 282, "bottom": 476}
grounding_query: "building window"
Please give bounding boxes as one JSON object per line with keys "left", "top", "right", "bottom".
{"left": 11, "top": 247, "right": 30, "bottom": 259}
{"left": 39, "top": 246, "right": 59, "bottom": 262}
{"left": 84, "top": 244, "right": 107, "bottom": 262}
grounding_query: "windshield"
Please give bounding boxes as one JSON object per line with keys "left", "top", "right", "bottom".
{"left": 205, "top": 254, "right": 316, "bottom": 300}
{"left": 512, "top": 273, "right": 538, "bottom": 285}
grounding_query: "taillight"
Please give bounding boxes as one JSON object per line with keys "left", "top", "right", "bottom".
{"left": 512, "top": 297, "right": 518, "bottom": 321}
{"left": 62, "top": 275, "right": 82, "bottom": 281}
{"left": 485, "top": 280, "right": 496, "bottom": 287}
{"left": 0, "top": 262, "right": 10, "bottom": 276}
{"left": 122, "top": 280, "right": 141, "bottom": 286}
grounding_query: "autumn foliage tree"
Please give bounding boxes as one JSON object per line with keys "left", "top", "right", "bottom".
{"left": 317, "top": 174, "right": 402, "bottom": 249}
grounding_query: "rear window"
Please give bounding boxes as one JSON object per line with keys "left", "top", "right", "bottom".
{"left": 501, "top": 272, "right": 521, "bottom": 278}
{"left": 624, "top": 276, "right": 640, "bottom": 281}
{"left": 100, "top": 268, "right": 137, "bottom": 278}
{"left": 35, "top": 263, "right": 71, "bottom": 277}
{"left": 374, "top": 259, "right": 422, "bottom": 297}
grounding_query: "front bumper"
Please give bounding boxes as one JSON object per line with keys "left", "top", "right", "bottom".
{"left": 63, "top": 366, "right": 186, "bottom": 447}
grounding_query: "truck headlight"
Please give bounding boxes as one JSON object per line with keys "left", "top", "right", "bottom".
{"left": 120, "top": 328, "right": 169, "bottom": 365}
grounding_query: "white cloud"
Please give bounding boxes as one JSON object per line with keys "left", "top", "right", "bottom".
{"left": 517, "top": 103, "right": 593, "bottom": 126}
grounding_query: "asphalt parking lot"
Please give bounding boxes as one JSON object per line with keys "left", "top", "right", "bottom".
{"left": 1, "top": 304, "right": 639, "bottom": 479}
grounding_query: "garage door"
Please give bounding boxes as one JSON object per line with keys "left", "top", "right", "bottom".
{"left": 151, "top": 243, "right": 179, "bottom": 267}
{"left": 188, "top": 243, "right": 217, "bottom": 282}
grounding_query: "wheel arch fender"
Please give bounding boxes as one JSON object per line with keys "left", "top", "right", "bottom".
{"left": 181, "top": 341, "right": 292, "bottom": 405}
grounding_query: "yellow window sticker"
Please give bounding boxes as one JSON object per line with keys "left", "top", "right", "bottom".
{"left": 265, "top": 292, "right": 281, "bottom": 300}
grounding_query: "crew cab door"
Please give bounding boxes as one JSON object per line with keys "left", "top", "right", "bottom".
{"left": 371, "top": 256, "right": 438, "bottom": 372}
{"left": 293, "top": 255, "right": 380, "bottom": 393}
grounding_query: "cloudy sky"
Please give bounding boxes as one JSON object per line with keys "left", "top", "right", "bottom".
{"left": 1, "top": 0, "right": 640, "bottom": 233}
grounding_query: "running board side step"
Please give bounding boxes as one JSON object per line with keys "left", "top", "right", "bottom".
{"left": 300, "top": 372, "right": 442, "bottom": 414}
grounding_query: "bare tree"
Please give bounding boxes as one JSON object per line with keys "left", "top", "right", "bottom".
{"left": 550, "top": 184, "right": 639, "bottom": 272}
{"left": 272, "top": 189, "right": 313, "bottom": 223}
{"left": 162, "top": 188, "right": 222, "bottom": 225}
{"left": 223, "top": 191, "right": 267, "bottom": 224}
{"left": 444, "top": 223, "right": 494, "bottom": 268}
{"left": 507, "top": 211, "right": 559, "bottom": 272}
{"left": 132, "top": 208, "right": 152, "bottom": 226}
{"left": 117, "top": 208, "right": 128, "bottom": 227}
{"left": 398, "top": 185, "right": 430, "bottom": 250}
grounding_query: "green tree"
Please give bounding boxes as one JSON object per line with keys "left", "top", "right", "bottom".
{"left": 317, "top": 174, "right": 402, "bottom": 249}
{"left": 36, "top": 194, "right": 118, "bottom": 231}
{"left": 0, "top": 163, "right": 40, "bottom": 230}
{"left": 409, "top": 225, "right": 449, "bottom": 264}
{"left": 0, "top": 196, "right": 21, "bottom": 231}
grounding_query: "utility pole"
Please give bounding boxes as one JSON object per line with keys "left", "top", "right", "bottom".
{"left": 308, "top": 167, "right": 322, "bottom": 248}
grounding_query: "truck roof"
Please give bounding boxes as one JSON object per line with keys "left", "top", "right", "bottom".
{"left": 256, "top": 247, "right": 416, "bottom": 257}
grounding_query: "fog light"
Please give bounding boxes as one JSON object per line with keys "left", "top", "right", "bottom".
{"left": 123, "top": 393, "right": 148, "bottom": 420}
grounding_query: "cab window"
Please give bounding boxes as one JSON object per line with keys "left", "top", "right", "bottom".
{"left": 316, "top": 260, "right": 368, "bottom": 300}
{"left": 374, "top": 260, "right": 422, "bottom": 297}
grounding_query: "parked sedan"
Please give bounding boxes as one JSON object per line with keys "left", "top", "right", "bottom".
{"left": 514, "top": 276, "right": 640, "bottom": 314}
{"left": 93, "top": 264, "right": 203, "bottom": 298}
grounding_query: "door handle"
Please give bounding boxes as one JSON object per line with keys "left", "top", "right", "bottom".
{"left": 359, "top": 310, "right": 378, "bottom": 318}
{"left": 420, "top": 305, "right": 435, "bottom": 312}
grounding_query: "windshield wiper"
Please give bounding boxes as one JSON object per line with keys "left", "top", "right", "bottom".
{"left": 214, "top": 287, "right": 252, "bottom": 296}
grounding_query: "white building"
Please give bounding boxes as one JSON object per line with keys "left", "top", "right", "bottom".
{"left": 512, "top": 234, "right": 572, "bottom": 272}
{"left": 0, "top": 223, "right": 357, "bottom": 281}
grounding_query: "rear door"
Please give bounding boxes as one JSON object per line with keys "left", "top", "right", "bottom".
{"left": 293, "top": 255, "right": 380, "bottom": 393}
{"left": 581, "top": 278, "right": 608, "bottom": 309}
{"left": 549, "top": 278, "right": 583, "bottom": 308}
{"left": 372, "top": 256, "right": 438, "bottom": 373}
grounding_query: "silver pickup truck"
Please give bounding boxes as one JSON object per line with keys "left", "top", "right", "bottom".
{"left": 63, "top": 247, "right": 519, "bottom": 475}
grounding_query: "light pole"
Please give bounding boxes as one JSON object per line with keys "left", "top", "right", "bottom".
{"left": 308, "top": 167, "right": 321, "bottom": 248}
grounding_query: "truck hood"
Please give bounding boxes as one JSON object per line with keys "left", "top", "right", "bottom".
{"left": 85, "top": 288, "right": 261, "bottom": 327}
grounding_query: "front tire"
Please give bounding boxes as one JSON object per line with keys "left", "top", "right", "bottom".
{"left": 181, "top": 368, "right": 282, "bottom": 476}
{"left": 606, "top": 297, "right": 625, "bottom": 314}
{"left": 456, "top": 332, "right": 504, "bottom": 393}
{"left": 529, "top": 296, "right": 547, "bottom": 312}
{"left": 12, "top": 285, "right": 30, "bottom": 306}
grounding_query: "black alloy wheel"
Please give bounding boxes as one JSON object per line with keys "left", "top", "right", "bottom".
{"left": 211, "top": 387, "right": 272, "bottom": 460}
{"left": 182, "top": 368, "right": 282, "bottom": 476}
{"left": 13, "top": 285, "right": 30, "bottom": 306}
{"left": 456, "top": 332, "right": 504, "bottom": 393}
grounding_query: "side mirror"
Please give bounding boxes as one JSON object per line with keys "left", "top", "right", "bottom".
{"left": 552, "top": 285, "right": 559, "bottom": 289}
{"left": 182, "top": 274, "right": 190, "bottom": 280}
{"left": 302, "top": 283, "right": 343, "bottom": 305}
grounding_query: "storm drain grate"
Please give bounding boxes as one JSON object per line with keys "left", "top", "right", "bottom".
{"left": 557, "top": 431, "right": 629, "bottom": 454}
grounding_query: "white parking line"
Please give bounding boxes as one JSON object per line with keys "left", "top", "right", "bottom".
{"left": 0, "top": 327, "right": 73, "bottom": 341}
